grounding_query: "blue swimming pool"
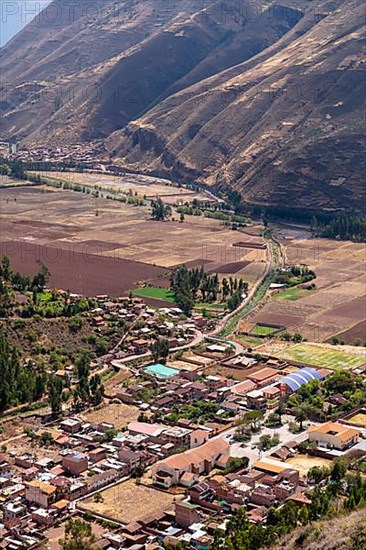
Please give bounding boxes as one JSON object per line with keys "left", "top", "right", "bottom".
{"left": 145, "top": 363, "right": 180, "bottom": 378}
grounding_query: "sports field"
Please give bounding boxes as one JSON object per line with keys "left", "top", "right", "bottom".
{"left": 347, "top": 412, "right": 366, "bottom": 427}
{"left": 251, "top": 324, "right": 279, "bottom": 336}
{"left": 277, "top": 343, "right": 366, "bottom": 370}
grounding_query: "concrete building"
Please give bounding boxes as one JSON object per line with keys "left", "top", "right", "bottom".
{"left": 307, "top": 421, "right": 360, "bottom": 450}
{"left": 25, "top": 480, "right": 56, "bottom": 508}
{"left": 62, "top": 454, "right": 88, "bottom": 475}
{"left": 152, "top": 438, "right": 230, "bottom": 488}
{"left": 60, "top": 418, "right": 82, "bottom": 434}
{"left": 175, "top": 501, "right": 201, "bottom": 528}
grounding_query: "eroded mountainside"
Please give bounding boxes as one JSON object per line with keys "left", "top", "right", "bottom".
{"left": 272, "top": 509, "right": 366, "bottom": 550}
{"left": 1, "top": 0, "right": 365, "bottom": 210}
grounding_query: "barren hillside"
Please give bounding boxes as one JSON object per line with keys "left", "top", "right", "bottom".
{"left": 1, "top": 0, "right": 365, "bottom": 211}
{"left": 272, "top": 509, "right": 366, "bottom": 550}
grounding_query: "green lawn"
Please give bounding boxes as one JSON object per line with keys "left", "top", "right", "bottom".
{"left": 273, "top": 287, "right": 309, "bottom": 301}
{"left": 237, "top": 336, "right": 263, "bottom": 346}
{"left": 195, "top": 302, "right": 227, "bottom": 310}
{"left": 277, "top": 343, "right": 366, "bottom": 370}
{"left": 132, "top": 287, "right": 176, "bottom": 302}
{"left": 251, "top": 324, "right": 279, "bottom": 336}
{"left": 26, "top": 290, "right": 54, "bottom": 303}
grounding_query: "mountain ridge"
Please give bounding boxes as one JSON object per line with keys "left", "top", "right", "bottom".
{"left": 1, "top": 0, "right": 365, "bottom": 211}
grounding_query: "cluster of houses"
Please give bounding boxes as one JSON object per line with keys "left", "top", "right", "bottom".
{"left": 113, "top": 344, "right": 334, "bottom": 425}
{"left": 8, "top": 144, "right": 98, "bottom": 166}
{"left": 0, "top": 398, "right": 362, "bottom": 549}
{"left": 87, "top": 295, "right": 209, "bottom": 364}
{"left": 1, "top": 290, "right": 365, "bottom": 548}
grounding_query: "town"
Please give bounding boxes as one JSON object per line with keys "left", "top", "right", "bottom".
{"left": 0, "top": 276, "right": 365, "bottom": 549}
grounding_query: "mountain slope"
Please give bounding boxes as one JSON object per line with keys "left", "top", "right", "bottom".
{"left": 108, "top": 0, "right": 366, "bottom": 211}
{"left": 272, "top": 509, "right": 366, "bottom": 550}
{"left": 1, "top": 0, "right": 365, "bottom": 211}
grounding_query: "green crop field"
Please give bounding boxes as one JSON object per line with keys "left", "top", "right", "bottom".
{"left": 273, "top": 287, "right": 309, "bottom": 301}
{"left": 277, "top": 343, "right": 366, "bottom": 370}
{"left": 251, "top": 324, "right": 279, "bottom": 336}
{"left": 237, "top": 335, "right": 263, "bottom": 346}
{"left": 131, "top": 287, "right": 176, "bottom": 302}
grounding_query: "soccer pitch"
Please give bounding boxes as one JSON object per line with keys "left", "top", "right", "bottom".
{"left": 277, "top": 343, "right": 366, "bottom": 370}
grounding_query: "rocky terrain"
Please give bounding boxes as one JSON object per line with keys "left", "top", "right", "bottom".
{"left": 272, "top": 509, "right": 366, "bottom": 550}
{"left": 1, "top": 0, "right": 365, "bottom": 210}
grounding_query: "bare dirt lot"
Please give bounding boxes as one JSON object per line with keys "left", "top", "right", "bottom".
{"left": 0, "top": 185, "right": 266, "bottom": 295}
{"left": 286, "top": 454, "right": 333, "bottom": 477}
{"left": 79, "top": 479, "right": 180, "bottom": 524}
{"left": 79, "top": 403, "right": 139, "bottom": 429}
{"left": 331, "top": 320, "right": 366, "bottom": 345}
{"left": 243, "top": 232, "right": 366, "bottom": 342}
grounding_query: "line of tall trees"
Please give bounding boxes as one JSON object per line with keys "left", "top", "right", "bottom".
{"left": 72, "top": 352, "right": 104, "bottom": 410}
{"left": 151, "top": 197, "right": 172, "bottom": 221}
{"left": 311, "top": 213, "right": 366, "bottom": 242}
{"left": 0, "top": 331, "right": 47, "bottom": 412}
{"left": 170, "top": 265, "right": 248, "bottom": 315}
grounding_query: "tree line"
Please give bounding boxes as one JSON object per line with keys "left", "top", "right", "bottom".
{"left": 170, "top": 265, "right": 248, "bottom": 315}
{"left": 0, "top": 331, "right": 47, "bottom": 412}
{"left": 225, "top": 187, "right": 366, "bottom": 242}
{"left": 311, "top": 213, "right": 366, "bottom": 242}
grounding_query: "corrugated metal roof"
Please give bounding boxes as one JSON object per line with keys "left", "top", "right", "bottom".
{"left": 279, "top": 367, "right": 324, "bottom": 391}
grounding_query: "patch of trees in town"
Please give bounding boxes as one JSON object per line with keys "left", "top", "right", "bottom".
{"left": 150, "top": 338, "right": 170, "bottom": 363}
{"left": 170, "top": 265, "right": 248, "bottom": 315}
{"left": 60, "top": 518, "right": 101, "bottom": 550}
{"left": 72, "top": 353, "right": 104, "bottom": 410}
{"left": 0, "top": 331, "right": 47, "bottom": 412}
{"left": 0, "top": 329, "right": 104, "bottom": 415}
{"left": 286, "top": 370, "right": 366, "bottom": 424}
{"left": 165, "top": 399, "right": 226, "bottom": 424}
{"left": 49, "top": 352, "right": 104, "bottom": 416}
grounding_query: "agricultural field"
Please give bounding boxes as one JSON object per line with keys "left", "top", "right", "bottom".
{"left": 79, "top": 403, "right": 140, "bottom": 429}
{"left": 79, "top": 479, "right": 180, "bottom": 524}
{"left": 275, "top": 343, "right": 366, "bottom": 370}
{"left": 244, "top": 231, "right": 366, "bottom": 342}
{"left": 273, "top": 287, "right": 312, "bottom": 301}
{"left": 35, "top": 170, "right": 213, "bottom": 205}
{"left": 0, "top": 184, "right": 266, "bottom": 296}
{"left": 0, "top": 175, "right": 36, "bottom": 188}
{"left": 131, "top": 286, "right": 176, "bottom": 302}
{"left": 330, "top": 320, "right": 366, "bottom": 345}
{"left": 234, "top": 335, "right": 263, "bottom": 347}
